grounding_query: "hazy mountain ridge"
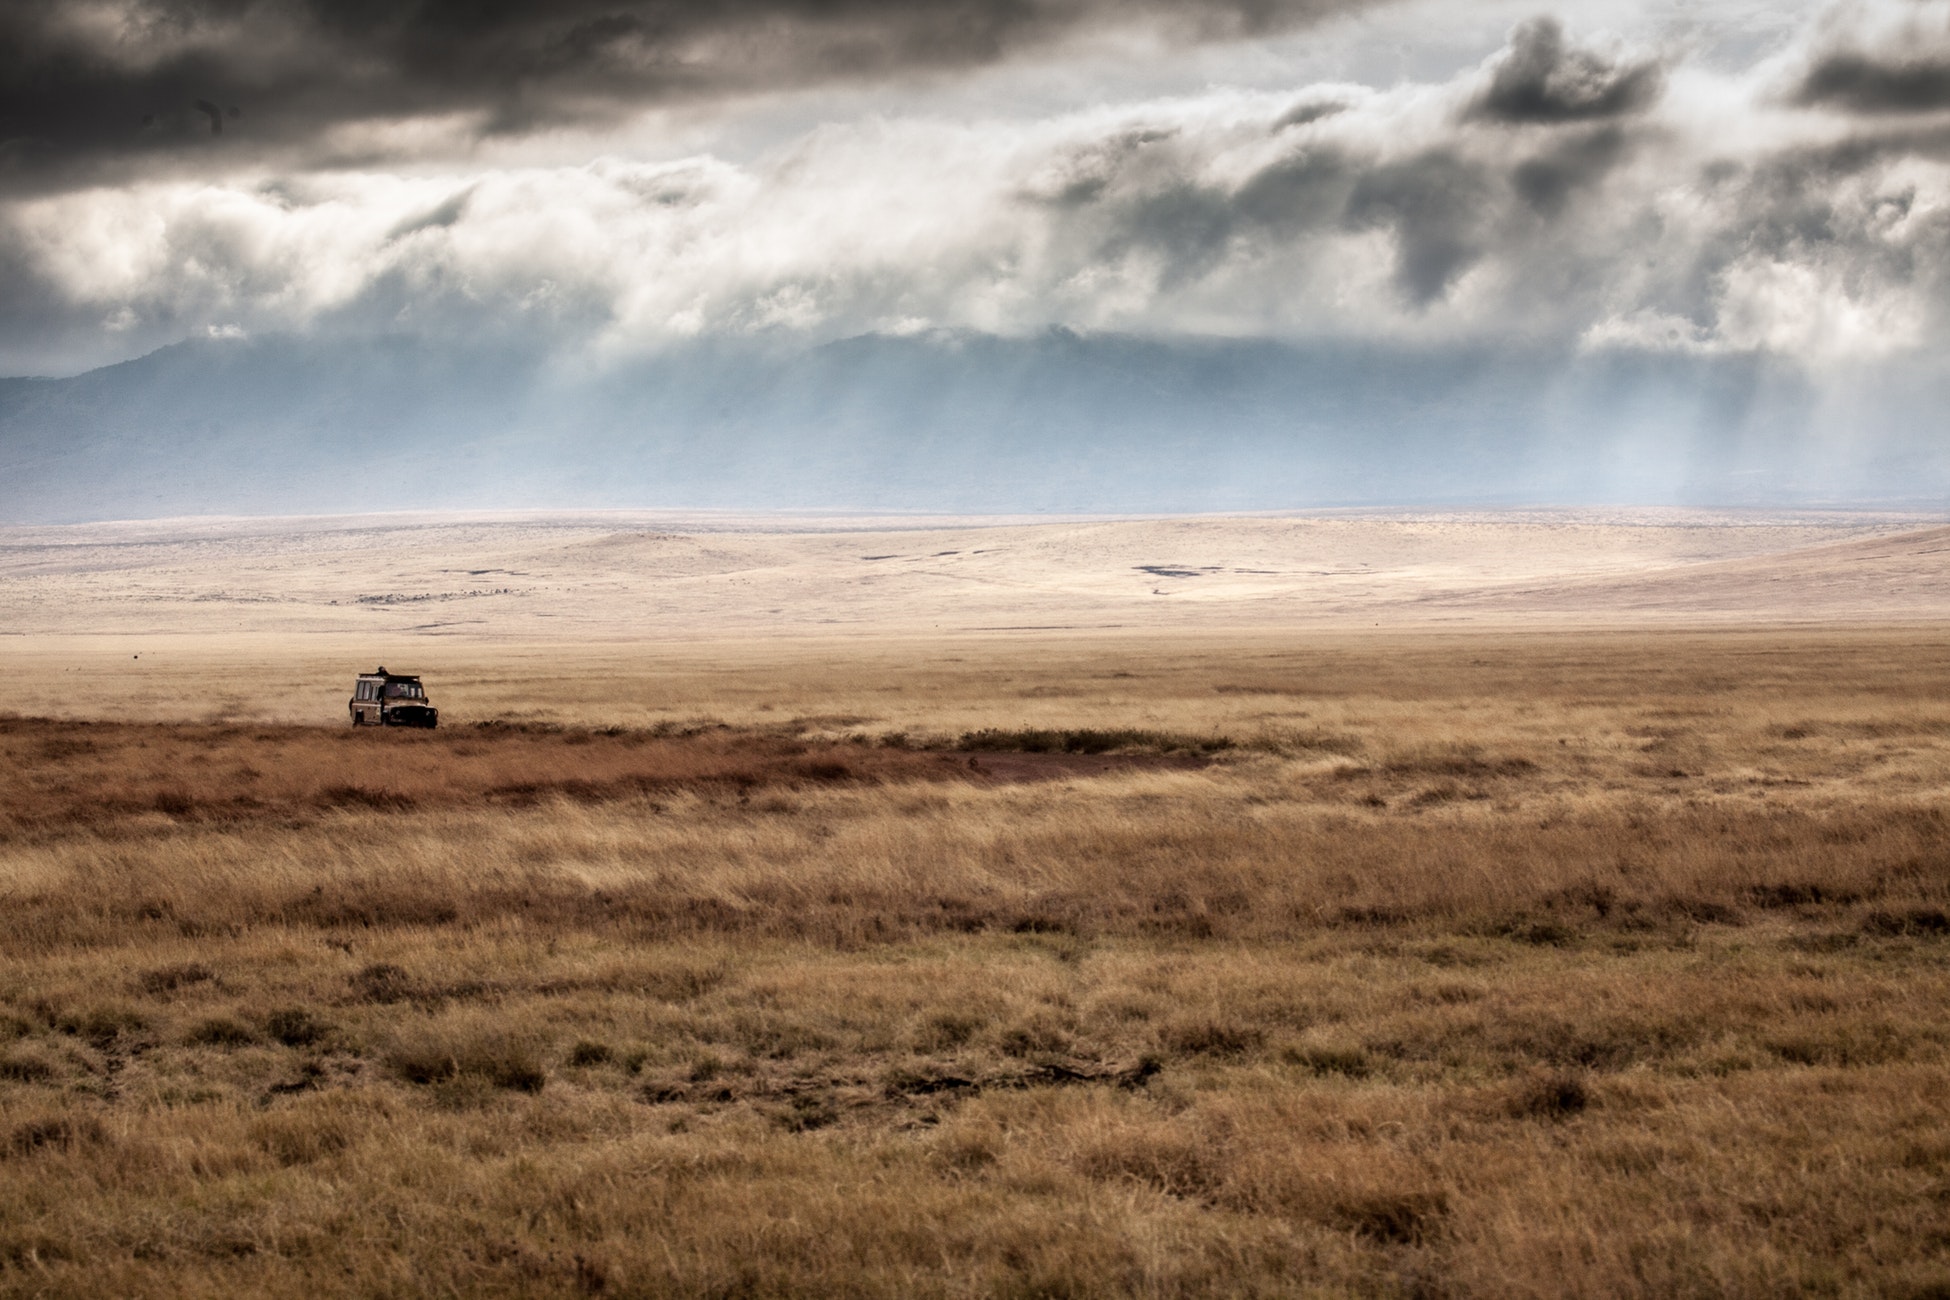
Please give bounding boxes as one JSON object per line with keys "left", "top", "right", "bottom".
{"left": 0, "top": 330, "right": 1936, "bottom": 524}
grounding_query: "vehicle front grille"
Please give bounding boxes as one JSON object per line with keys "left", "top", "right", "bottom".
{"left": 384, "top": 706, "right": 438, "bottom": 728}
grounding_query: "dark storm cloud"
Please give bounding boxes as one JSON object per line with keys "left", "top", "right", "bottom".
{"left": 1343, "top": 151, "right": 1497, "bottom": 303}
{"left": 0, "top": 0, "right": 1382, "bottom": 193}
{"left": 1782, "top": 2, "right": 1950, "bottom": 116}
{"left": 1022, "top": 41, "right": 1651, "bottom": 318}
{"left": 1467, "top": 16, "right": 1665, "bottom": 124}
{"left": 1024, "top": 128, "right": 1360, "bottom": 294}
{"left": 1795, "top": 52, "right": 1950, "bottom": 113}
{"left": 1510, "top": 125, "right": 1630, "bottom": 215}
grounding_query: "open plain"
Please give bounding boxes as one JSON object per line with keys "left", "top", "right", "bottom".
{"left": 2, "top": 510, "right": 1949, "bottom": 1298}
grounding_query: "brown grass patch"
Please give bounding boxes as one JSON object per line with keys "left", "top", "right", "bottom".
{"left": 0, "top": 716, "right": 1005, "bottom": 838}
{"left": 2, "top": 629, "right": 1949, "bottom": 1296}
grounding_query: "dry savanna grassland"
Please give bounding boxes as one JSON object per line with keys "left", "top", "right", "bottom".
{"left": 0, "top": 627, "right": 1947, "bottom": 1299}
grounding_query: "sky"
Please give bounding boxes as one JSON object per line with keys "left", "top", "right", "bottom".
{"left": 1, "top": 0, "right": 1948, "bottom": 512}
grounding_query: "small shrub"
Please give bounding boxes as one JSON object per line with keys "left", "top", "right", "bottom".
{"left": 382, "top": 1041, "right": 456, "bottom": 1086}
{"left": 567, "top": 1040, "right": 614, "bottom": 1067}
{"left": 997, "top": 1018, "right": 1072, "bottom": 1058}
{"left": 1505, "top": 1069, "right": 1591, "bottom": 1121}
{"left": 251, "top": 1105, "right": 356, "bottom": 1166}
{"left": 1258, "top": 727, "right": 1364, "bottom": 757}
{"left": 776, "top": 1093, "right": 840, "bottom": 1132}
{"left": 1516, "top": 920, "right": 1579, "bottom": 946}
{"left": 932, "top": 1122, "right": 1003, "bottom": 1172}
{"left": 316, "top": 785, "right": 417, "bottom": 812}
{"left": 1863, "top": 909, "right": 1950, "bottom": 938}
{"left": 185, "top": 1017, "right": 257, "bottom": 1048}
{"left": 1071, "top": 1124, "right": 1226, "bottom": 1199}
{"left": 1662, "top": 897, "right": 1742, "bottom": 925}
{"left": 1335, "top": 906, "right": 1407, "bottom": 927}
{"left": 384, "top": 1023, "right": 548, "bottom": 1093}
{"left": 957, "top": 727, "right": 1230, "bottom": 755}
{"left": 1160, "top": 1018, "right": 1265, "bottom": 1057}
{"left": 1382, "top": 749, "right": 1536, "bottom": 779}
{"left": 1283, "top": 1044, "right": 1372, "bottom": 1078}
{"left": 603, "top": 961, "right": 728, "bottom": 1002}
{"left": 0, "top": 1050, "right": 56, "bottom": 1083}
{"left": 1748, "top": 882, "right": 1858, "bottom": 908}
{"left": 55, "top": 1006, "right": 146, "bottom": 1044}
{"left": 152, "top": 790, "right": 195, "bottom": 817}
{"left": 1766, "top": 1024, "right": 1907, "bottom": 1067}
{"left": 8, "top": 1116, "right": 104, "bottom": 1157}
{"left": 140, "top": 963, "right": 214, "bottom": 994}
{"left": 915, "top": 1011, "right": 985, "bottom": 1052}
{"left": 350, "top": 964, "right": 418, "bottom": 1004}
{"left": 264, "top": 1008, "right": 331, "bottom": 1047}
{"left": 1331, "top": 1190, "right": 1449, "bottom": 1244}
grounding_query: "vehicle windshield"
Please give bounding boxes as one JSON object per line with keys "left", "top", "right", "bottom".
{"left": 382, "top": 682, "right": 423, "bottom": 699}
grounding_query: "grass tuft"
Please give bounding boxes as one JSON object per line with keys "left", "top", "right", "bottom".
{"left": 263, "top": 1007, "right": 331, "bottom": 1047}
{"left": 1505, "top": 1069, "right": 1593, "bottom": 1120}
{"left": 7, "top": 1116, "right": 104, "bottom": 1158}
{"left": 383, "top": 1020, "right": 549, "bottom": 1093}
{"left": 567, "top": 1040, "right": 614, "bottom": 1067}
{"left": 0, "top": 1050, "right": 56, "bottom": 1083}
{"left": 185, "top": 1016, "right": 258, "bottom": 1047}
{"left": 140, "top": 962, "right": 215, "bottom": 994}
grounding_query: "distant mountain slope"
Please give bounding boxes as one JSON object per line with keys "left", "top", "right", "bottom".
{"left": 0, "top": 331, "right": 1940, "bottom": 523}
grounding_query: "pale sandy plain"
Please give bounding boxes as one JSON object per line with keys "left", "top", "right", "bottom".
{"left": 3, "top": 507, "right": 1947, "bottom": 638}
{"left": 2, "top": 506, "right": 1946, "bottom": 724}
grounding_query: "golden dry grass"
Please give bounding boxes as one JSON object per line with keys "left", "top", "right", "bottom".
{"left": 1, "top": 628, "right": 1948, "bottom": 1298}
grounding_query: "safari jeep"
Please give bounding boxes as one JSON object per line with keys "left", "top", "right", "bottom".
{"left": 349, "top": 667, "right": 439, "bottom": 728}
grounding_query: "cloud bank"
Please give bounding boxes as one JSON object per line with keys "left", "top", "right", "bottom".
{"left": 0, "top": 0, "right": 1376, "bottom": 191}
{"left": 1, "top": 0, "right": 1948, "bottom": 401}
{"left": 1, "top": 4, "right": 1942, "bottom": 374}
